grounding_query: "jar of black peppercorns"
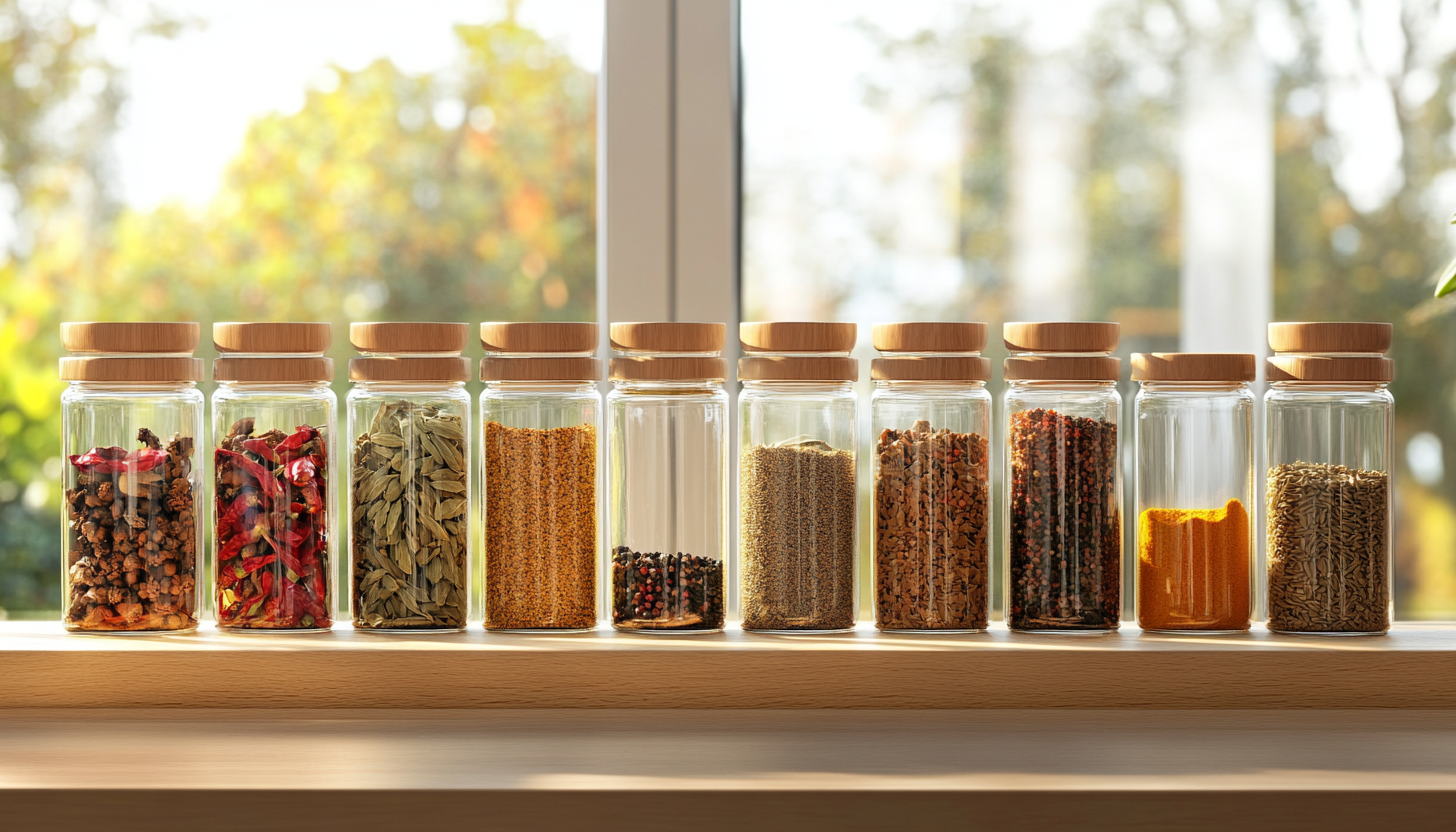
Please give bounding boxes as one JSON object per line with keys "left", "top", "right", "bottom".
{"left": 1003, "top": 322, "right": 1123, "bottom": 633}
{"left": 607, "top": 323, "right": 728, "bottom": 633}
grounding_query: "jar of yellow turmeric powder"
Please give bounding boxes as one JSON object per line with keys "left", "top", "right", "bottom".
{"left": 1133, "top": 353, "right": 1255, "bottom": 633}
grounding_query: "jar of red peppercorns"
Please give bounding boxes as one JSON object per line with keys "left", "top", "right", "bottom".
{"left": 1002, "top": 322, "right": 1122, "bottom": 633}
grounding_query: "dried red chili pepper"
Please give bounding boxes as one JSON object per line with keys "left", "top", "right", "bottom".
{"left": 215, "top": 420, "right": 331, "bottom": 630}
{"left": 69, "top": 446, "right": 168, "bottom": 475}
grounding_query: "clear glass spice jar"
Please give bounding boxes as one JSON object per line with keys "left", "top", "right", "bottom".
{"left": 347, "top": 322, "right": 472, "bottom": 633}
{"left": 738, "top": 321, "right": 858, "bottom": 633}
{"left": 1003, "top": 322, "right": 1122, "bottom": 633}
{"left": 870, "top": 322, "right": 992, "bottom": 633}
{"left": 1133, "top": 353, "right": 1255, "bottom": 634}
{"left": 480, "top": 322, "right": 601, "bottom": 632}
{"left": 212, "top": 323, "right": 336, "bottom": 633}
{"left": 1265, "top": 322, "right": 1393, "bottom": 636}
{"left": 607, "top": 322, "right": 728, "bottom": 634}
{"left": 60, "top": 322, "right": 204, "bottom": 633}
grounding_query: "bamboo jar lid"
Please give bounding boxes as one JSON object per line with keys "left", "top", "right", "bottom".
{"left": 480, "top": 356, "right": 601, "bottom": 382}
{"left": 610, "top": 322, "right": 725, "bottom": 353}
{"left": 215, "top": 357, "right": 333, "bottom": 383}
{"left": 871, "top": 356, "right": 991, "bottom": 382}
{"left": 214, "top": 322, "right": 331, "bottom": 354}
{"left": 1004, "top": 322, "right": 1119, "bottom": 353}
{"left": 351, "top": 322, "right": 469, "bottom": 353}
{"left": 350, "top": 357, "right": 473, "bottom": 383}
{"left": 738, "top": 356, "right": 857, "bottom": 382}
{"left": 740, "top": 322, "right": 857, "bottom": 354}
{"left": 873, "top": 322, "right": 988, "bottom": 353}
{"left": 481, "top": 322, "right": 598, "bottom": 353}
{"left": 61, "top": 322, "right": 199, "bottom": 354}
{"left": 60, "top": 357, "right": 204, "bottom": 383}
{"left": 1003, "top": 355, "right": 1120, "bottom": 382}
{"left": 610, "top": 356, "right": 727, "bottom": 381}
{"left": 1131, "top": 353, "right": 1255, "bottom": 382}
{"left": 1267, "top": 356, "right": 1395, "bottom": 383}
{"left": 1268, "top": 322, "right": 1391, "bottom": 354}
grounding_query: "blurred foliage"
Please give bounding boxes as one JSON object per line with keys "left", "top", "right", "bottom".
{"left": 0, "top": 3, "right": 596, "bottom": 614}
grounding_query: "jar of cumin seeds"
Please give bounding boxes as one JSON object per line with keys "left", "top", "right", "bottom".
{"left": 1003, "top": 322, "right": 1122, "bottom": 633}
{"left": 607, "top": 322, "right": 728, "bottom": 634}
{"left": 212, "top": 322, "right": 336, "bottom": 633}
{"left": 738, "top": 322, "right": 858, "bottom": 633}
{"left": 871, "top": 322, "right": 992, "bottom": 633}
{"left": 1265, "top": 322, "right": 1393, "bottom": 636}
{"left": 348, "top": 322, "right": 472, "bottom": 633}
{"left": 480, "top": 322, "right": 601, "bottom": 632}
{"left": 60, "top": 322, "right": 204, "bottom": 633}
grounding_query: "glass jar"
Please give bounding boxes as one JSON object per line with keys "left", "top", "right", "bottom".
{"left": 212, "top": 323, "right": 336, "bottom": 633}
{"left": 1132, "top": 353, "right": 1255, "bottom": 634}
{"left": 738, "top": 322, "right": 858, "bottom": 633}
{"left": 607, "top": 322, "right": 728, "bottom": 633}
{"left": 480, "top": 322, "right": 601, "bottom": 632}
{"left": 1003, "top": 322, "right": 1122, "bottom": 633}
{"left": 870, "top": 322, "right": 992, "bottom": 633}
{"left": 1265, "top": 322, "right": 1393, "bottom": 635}
{"left": 60, "top": 322, "right": 204, "bottom": 633}
{"left": 347, "top": 322, "right": 472, "bottom": 633}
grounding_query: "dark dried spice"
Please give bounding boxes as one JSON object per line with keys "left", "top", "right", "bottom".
{"left": 611, "top": 547, "right": 724, "bottom": 631}
{"left": 65, "top": 428, "right": 198, "bottom": 632}
{"left": 1007, "top": 408, "right": 1120, "bottom": 631}
{"left": 215, "top": 418, "right": 330, "bottom": 630}
{"left": 874, "top": 421, "right": 989, "bottom": 631}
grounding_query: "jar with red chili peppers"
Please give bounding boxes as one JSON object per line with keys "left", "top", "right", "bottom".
{"left": 212, "top": 323, "right": 336, "bottom": 633}
{"left": 60, "top": 322, "right": 204, "bottom": 633}
{"left": 1002, "top": 322, "right": 1123, "bottom": 633}
{"left": 348, "top": 323, "right": 473, "bottom": 633}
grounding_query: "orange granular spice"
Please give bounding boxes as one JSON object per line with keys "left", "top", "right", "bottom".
{"left": 1137, "top": 498, "right": 1251, "bottom": 631}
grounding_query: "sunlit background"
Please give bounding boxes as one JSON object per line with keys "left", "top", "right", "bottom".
{"left": 2, "top": 0, "right": 1455, "bottom": 621}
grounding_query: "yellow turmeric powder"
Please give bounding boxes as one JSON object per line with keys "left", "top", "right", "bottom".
{"left": 1137, "top": 498, "right": 1250, "bottom": 632}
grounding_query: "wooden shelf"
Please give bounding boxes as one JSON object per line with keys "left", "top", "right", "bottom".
{"left": 3, "top": 622, "right": 1454, "bottom": 709}
{"left": 3, "top": 708, "right": 1455, "bottom": 830}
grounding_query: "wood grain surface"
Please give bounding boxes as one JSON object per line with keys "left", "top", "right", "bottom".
{"left": 2, "top": 622, "right": 1454, "bottom": 710}
{"left": 2, "top": 709, "right": 1454, "bottom": 831}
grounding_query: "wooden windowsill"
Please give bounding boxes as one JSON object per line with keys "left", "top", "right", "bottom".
{"left": 2, "top": 621, "right": 1453, "bottom": 709}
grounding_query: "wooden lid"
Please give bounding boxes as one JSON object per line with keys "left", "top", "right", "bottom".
{"left": 214, "top": 322, "right": 331, "bottom": 354}
{"left": 60, "top": 357, "right": 204, "bottom": 383}
{"left": 1003, "top": 322, "right": 1119, "bottom": 353}
{"left": 480, "top": 356, "right": 601, "bottom": 382}
{"left": 1004, "top": 355, "right": 1120, "bottom": 382}
{"left": 350, "top": 322, "right": 469, "bottom": 353}
{"left": 349, "top": 356, "right": 473, "bottom": 382}
{"left": 871, "top": 356, "right": 991, "bottom": 382}
{"left": 1268, "top": 322, "right": 1392, "bottom": 354}
{"left": 1267, "top": 356, "right": 1395, "bottom": 383}
{"left": 610, "top": 322, "right": 725, "bottom": 353}
{"left": 610, "top": 356, "right": 727, "bottom": 381}
{"left": 872, "top": 322, "right": 988, "bottom": 353}
{"left": 480, "top": 322, "right": 598, "bottom": 353}
{"left": 61, "top": 322, "right": 198, "bottom": 354}
{"left": 738, "top": 356, "right": 858, "bottom": 382}
{"left": 740, "top": 322, "right": 856, "bottom": 354}
{"left": 215, "top": 357, "right": 334, "bottom": 383}
{"left": 1132, "top": 353, "right": 1255, "bottom": 382}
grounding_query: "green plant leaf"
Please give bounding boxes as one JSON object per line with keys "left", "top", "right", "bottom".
{"left": 1437, "top": 256, "right": 1456, "bottom": 297}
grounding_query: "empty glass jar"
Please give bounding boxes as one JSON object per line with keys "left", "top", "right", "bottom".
{"left": 60, "top": 322, "right": 203, "bottom": 633}
{"left": 1133, "top": 353, "right": 1255, "bottom": 633}
{"left": 480, "top": 322, "right": 601, "bottom": 632}
{"left": 1265, "top": 322, "right": 1393, "bottom": 635}
{"left": 1003, "top": 322, "right": 1122, "bottom": 633}
{"left": 348, "top": 322, "right": 472, "bottom": 633}
{"left": 212, "top": 322, "right": 336, "bottom": 633}
{"left": 738, "top": 322, "right": 858, "bottom": 633}
{"left": 607, "top": 322, "right": 728, "bottom": 633}
{"left": 870, "top": 322, "right": 991, "bottom": 633}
